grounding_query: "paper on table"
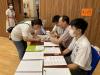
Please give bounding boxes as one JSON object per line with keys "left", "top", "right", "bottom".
{"left": 23, "top": 52, "right": 44, "bottom": 60}
{"left": 44, "top": 56, "right": 67, "bottom": 66}
{"left": 15, "top": 72, "right": 42, "bottom": 75}
{"left": 43, "top": 68, "right": 71, "bottom": 75}
{"left": 26, "top": 45, "right": 44, "bottom": 52}
{"left": 16, "top": 60, "right": 43, "bottom": 72}
{"left": 35, "top": 45, "right": 44, "bottom": 51}
{"left": 44, "top": 47, "right": 61, "bottom": 54}
{"left": 44, "top": 42, "right": 59, "bottom": 46}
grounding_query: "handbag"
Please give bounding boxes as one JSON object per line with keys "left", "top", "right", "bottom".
{"left": 7, "top": 27, "right": 14, "bottom": 33}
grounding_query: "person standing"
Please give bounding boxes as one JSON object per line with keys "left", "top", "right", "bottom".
{"left": 11, "top": 19, "right": 43, "bottom": 60}
{"left": 6, "top": 3, "right": 15, "bottom": 34}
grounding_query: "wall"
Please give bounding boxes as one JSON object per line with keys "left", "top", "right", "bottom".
{"left": 39, "top": 0, "right": 100, "bottom": 47}
{"left": 0, "top": 0, "right": 8, "bottom": 37}
{"left": 13, "top": 0, "right": 24, "bottom": 21}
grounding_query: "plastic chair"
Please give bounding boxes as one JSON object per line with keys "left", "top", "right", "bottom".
{"left": 87, "top": 46, "right": 100, "bottom": 75}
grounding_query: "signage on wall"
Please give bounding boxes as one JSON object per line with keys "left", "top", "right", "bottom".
{"left": 81, "top": 8, "right": 93, "bottom": 16}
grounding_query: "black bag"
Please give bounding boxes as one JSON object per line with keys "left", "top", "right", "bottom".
{"left": 7, "top": 27, "right": 14, "bottom": 33}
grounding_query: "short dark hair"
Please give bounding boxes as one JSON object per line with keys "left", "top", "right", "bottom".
{"left": 31, "top": 19, "right": 42, "bottom": 26}
{"left": 52, "top": 15, "right": 60, "bottom": 23}
{"left": 8, "top": 3, "right": 13, "bottom": 6}
{"left": 70, "top": 18, "right": 88, "bottom": 34}
{"left": 61, "top": 16, "right": 69, "bottom": 24}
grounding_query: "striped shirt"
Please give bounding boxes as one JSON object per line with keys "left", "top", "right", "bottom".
{"left": 59, "top": 26, "right": 72, "bottom": 48}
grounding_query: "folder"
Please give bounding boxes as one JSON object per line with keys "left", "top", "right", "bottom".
{"left": 44, "top": 56, "right": 67, "bottom": 66}
{"left": 16, "top": 60, "right": 43, "bottom": 72}
{"left": 23, "top": 52, "right": 44, "bottom": 60}
{"left": 15, "top": 72, "right": 42, "bottom": 75}
{"left": 44, "top": 47, "right": 61, "bottom": 54}
{"left": 44, "top": 42, "right": 59, "bottom": 47}
{"left": 43, "top": 68, "right": 71, "bottom": 75}
{"left": 26, "top": 45, "right": 44, "bottom": 52}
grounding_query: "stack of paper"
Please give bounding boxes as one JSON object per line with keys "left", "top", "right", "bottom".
{"left": 44, "top": 42, "right": 59, "bottom": 46}
{"left": 15, "top": 72, "right": 42, "bottom": 75}
{"left": 44, "top": 47, "right": 61, "bottom": 54}
{"left": 26, "top": 45, "right": 44, "bottom": 52}
{"left": 22, "top": 52, "right": 44, "bottom": 60}
{"left": 35, "top": 45, "right": 44, "bottom": 51}
{"left": 43, "top": 68, "right": 71, "bottom": 75}
{"left": 16, "top": 60, "right": 43, "bottom": 72}
{"left": 44, "top": 56, "right": 67, "bottom": 66}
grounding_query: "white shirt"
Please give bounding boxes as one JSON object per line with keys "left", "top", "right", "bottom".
{"left": 6, "top": 9, "right": 15, "bottom": 27}
{"left": 68, "top": 35, "right": 92, "bottom": 70}
{"left": 11, "top": 23, "right": 33, "bottom": 41}
{"left": 52, "top": 25, "right": 64, "bottom": 36}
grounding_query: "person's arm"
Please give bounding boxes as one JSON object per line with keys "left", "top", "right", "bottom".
{"left": 62, "top": 48, "right": 71, "bottom": 55}
{"left": 67, "top": 64, "right": 79, "bottom": 70}
{"left": 50, "top": 36, "right": 59, "bottom": 44}
{"left": 50, "top": 30, "right": 66, "bottom": 44}
{"left": 22, "top": 26, "right": 41, "bottom": 42}
{"left": 23, "top": 35, "right": 41, "bottom": 42}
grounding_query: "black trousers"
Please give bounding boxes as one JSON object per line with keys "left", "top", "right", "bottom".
{"left": 65, "top": 56, "right": 88, "bottom": 75}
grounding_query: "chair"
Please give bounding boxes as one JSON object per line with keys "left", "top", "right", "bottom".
{"left": 88, "top": 46, "right": 100, "bottom": 75}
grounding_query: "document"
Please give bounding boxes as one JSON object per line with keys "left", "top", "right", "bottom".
{"left": 44, "top": 42, "right": 59, "bottom": 46}
{"left": 26, "top": 45, "right": 44, "bottom": 52}
{"left": 44, "top": 47, "right": 61, "bottom": 54}
{"left": 43, "top": 68, "right": 71, "bottom": 75}
{"left": 44, "top": 56, "right": 67, "bottom": 66}
{"left": 15, "top": 72, "right": 42, "bottom": 75}
{"left": 23, "top": 52, "right": 44, "bottom": 60}
{"left": 16, "top": 60, "right": 43, "bottom": 72}
{"left": 35, "top": 45, "right": 44, "bottom": 51}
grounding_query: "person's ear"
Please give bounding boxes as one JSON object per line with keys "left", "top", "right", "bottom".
{"left": 77, "top": 29, "right": 82, "bottom": 34}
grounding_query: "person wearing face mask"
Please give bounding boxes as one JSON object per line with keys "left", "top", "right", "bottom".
{"left": 6, "top": 3, "right": 15, "bottom": 32}
{"left": 6, "top": 3, "right": 16, "bottom": 40}
{"left": 62, "top": 18, "right": 92, "bottom": 75}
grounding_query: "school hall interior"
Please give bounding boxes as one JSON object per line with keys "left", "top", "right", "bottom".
{"left": 0, "top": 0, "right": 100, "bottom": 75}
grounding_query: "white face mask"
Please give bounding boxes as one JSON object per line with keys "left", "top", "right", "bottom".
{"left": 69, "top": 29, "right": 76, "bottom": 37}
{"left": 9, "top": 6, "right": 13, "bottom": 9}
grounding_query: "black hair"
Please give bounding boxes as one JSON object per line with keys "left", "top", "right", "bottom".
{"left": 52, "top": 15, "right": 60, "bottom": 23}
{"left": 31, "top": 19, "right": 42, "bottom": 26}
{"left": 8, "top": 3, "right": 13, "bottom": 6}
{"left": 70, "top": 18, "right": 88, "bottom": 34}
{"left": 61, "top": 16, "right": 69, "bottom": 24}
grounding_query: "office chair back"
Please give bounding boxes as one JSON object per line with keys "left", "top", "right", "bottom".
{"left": 88, "top": 46, "right": 100, "bottom": 75}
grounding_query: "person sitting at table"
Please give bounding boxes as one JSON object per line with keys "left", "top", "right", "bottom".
{"left": 11, "top": 19, "right": 44, "bottom": 60}
{"left": 62, "top": 18, "right": 92, "bottom": 75}
{"left": 50, "top": 16, "right": 72, "bottom": 48}
{"left": 50, "top": 15, "right": 64, "bottom": 37}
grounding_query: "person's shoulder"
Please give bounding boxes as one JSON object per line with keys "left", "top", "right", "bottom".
{"left": 6, "top": 9, "right": 10, "bottom": 13}
{"left": 79, "top": 35, "right": 91, "bottom": 47}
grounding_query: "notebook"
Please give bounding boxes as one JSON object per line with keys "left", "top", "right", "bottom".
{"left": 44, "top": 47, "right": 61, "bottom": 54}
{"left": 43, "top": 68, "right": 71, "bottom": 75}
{"left": 16, "top": 60, "right": 43, "bottom": 72}
{"left": 44, "top": 42, "right": 59, "bottom": 46}
{"left": 23, "top": 52, "right": 44, "bottom": 60}
{"left": 44, "top": 56, "right": 67, "bottom": 66}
